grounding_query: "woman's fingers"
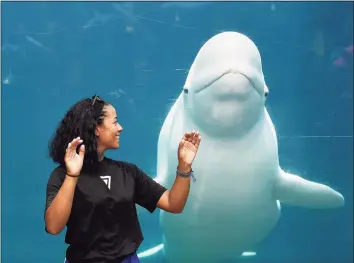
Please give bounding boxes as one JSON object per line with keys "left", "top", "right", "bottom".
{"left": 195, "top": 134, "right": 201, "bottom": 148}
{"left": 66, "top": 137, "right": 82, "bottom": 153}
{"left": 182, "top": 131, "right": 201, "bottom": 147}
{"left": 185, "top": 132, "right": 193, "bottom": 143}
{"left": 79, "top": 144, "right": 85, "bottom": 158}
{"left": 191, "top": 131, "right": 199, "bottom": 145}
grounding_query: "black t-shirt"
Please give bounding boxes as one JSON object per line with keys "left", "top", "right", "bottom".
{"left": 44, "top": 157, "right": 167, "bottom": 263}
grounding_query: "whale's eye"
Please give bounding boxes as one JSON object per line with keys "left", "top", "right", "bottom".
{"left": 265, "top": 91, "right": 269, "bottom": 98}
{"left": 183, "top": 88, "right": 189, "bottom": 94}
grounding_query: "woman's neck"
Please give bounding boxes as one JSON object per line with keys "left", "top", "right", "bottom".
{"left": 98, "top": 150, "right": 105, "bottom": 162}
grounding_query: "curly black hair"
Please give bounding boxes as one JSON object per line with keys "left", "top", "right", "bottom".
{"left": 48, "top": 96, "right": 110, "bottom": 166}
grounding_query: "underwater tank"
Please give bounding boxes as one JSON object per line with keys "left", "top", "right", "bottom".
{"left": 1, "top": 1, "right": 352, "bottom": 263}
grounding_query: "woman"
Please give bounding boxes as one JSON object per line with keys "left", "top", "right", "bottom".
{"left": 45, "top": 95, "right": 201, "bottom": 263}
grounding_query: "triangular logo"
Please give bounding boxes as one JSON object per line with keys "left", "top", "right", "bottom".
{"left": 100, "top": 175, "right": 111, "bottom": 190}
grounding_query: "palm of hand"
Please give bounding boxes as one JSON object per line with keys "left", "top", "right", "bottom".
{"left": 65, "top": 154, "right": 83, "bottom": 174}
{"left": 178, "top": 131, "right": 201, "bottom": 165}
{"left": 65, "top": 137, "right": 85, "bottom": 175}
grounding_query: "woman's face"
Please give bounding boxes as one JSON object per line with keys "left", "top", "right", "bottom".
{"left": 96, "top": 104, "right": 123, "bottom": 152}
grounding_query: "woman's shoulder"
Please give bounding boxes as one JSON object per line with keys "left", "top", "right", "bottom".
{"left": 50, "top": 164, "right": 66, "bottom": 175}
{"left": 47, "top": 164, "right": 67, "bottom": 184}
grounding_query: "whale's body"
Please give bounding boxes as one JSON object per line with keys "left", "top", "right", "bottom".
{"left": 152, "top": 31, "right": 344, "bottom": 263}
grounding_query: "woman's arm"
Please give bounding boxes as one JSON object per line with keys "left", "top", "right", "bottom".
{"left": 157, "top": 131, "right": 201, "bottom": 213}
{"left": 45, "top": 175, "right": 78, "bottom": 235}
{"left": 135, "top": 131, "right": 201, "bottom": 214}
{"left": 45, "top": 137, "right": 85, "bottom": 234}
{"left": 157, "top": 163, "right": 191, "bottom": 213}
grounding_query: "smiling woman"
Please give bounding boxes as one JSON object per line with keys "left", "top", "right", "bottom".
{"left": 44, "top": 95, "right": 202, "bottom": 263}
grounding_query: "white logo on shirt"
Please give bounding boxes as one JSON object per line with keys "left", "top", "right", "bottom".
{"left": 100, "top": 175, "right": 111, "bottom": 190}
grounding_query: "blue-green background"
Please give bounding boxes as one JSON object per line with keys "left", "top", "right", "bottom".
{"left": 1, "top": 1, "right": 353, "bottom": 263}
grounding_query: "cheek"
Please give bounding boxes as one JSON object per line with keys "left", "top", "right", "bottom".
{"left": 111, "top": 126, "right": 118, "bottom": 135}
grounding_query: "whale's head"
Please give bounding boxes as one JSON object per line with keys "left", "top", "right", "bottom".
{"left": 183, "top": 31, "right": 269, "bottom": 137}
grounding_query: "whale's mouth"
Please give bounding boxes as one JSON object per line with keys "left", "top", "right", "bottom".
{"left": 194, "top": 71, "right": 231, "bottom": 94}
{"left": 195, "top": 72, "right": 256, "bottom": 97}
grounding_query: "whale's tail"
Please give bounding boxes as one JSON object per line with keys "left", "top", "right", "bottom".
{"left": 273, "top": 169, "right": 344, "bottom": 209}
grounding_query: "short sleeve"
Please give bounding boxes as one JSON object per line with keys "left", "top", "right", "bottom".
{"left": 44, "top": 165, "right": 66, "bottom": 216}
{"left": 133, "top": 165, "right": 167, "bottom": 213}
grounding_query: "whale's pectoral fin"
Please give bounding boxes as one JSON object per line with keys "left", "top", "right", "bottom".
{"left": 273, "top": 169, "right": 344, "bottom": 209}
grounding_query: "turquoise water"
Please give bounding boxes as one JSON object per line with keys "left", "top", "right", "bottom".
{"left": 1, "top": 1, "right": 353, "bottom": 263}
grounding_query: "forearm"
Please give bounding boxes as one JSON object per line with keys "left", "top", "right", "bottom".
{"left": 168, "top": 162, "right": 192, "bottom": 213}
{"left": 45, "top": 175, "right": 78, "bottom": 234}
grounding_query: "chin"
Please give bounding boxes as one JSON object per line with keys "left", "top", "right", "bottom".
{"left": 109, "top": 143, "right": 120, "bottom": 149}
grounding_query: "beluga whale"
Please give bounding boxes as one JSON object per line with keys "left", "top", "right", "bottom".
{"left": 151, "top": 31, "right": 344, "bottom": 263}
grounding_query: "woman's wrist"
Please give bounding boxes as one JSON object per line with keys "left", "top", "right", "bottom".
{"left": 65, "top": 174, "right": 79, "bottom": 182}
{"left": 177, "top": 162, "right": 192, "bottom": 174}
{"left": 66, "top": 172, "right": 80, "bottom": 177}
